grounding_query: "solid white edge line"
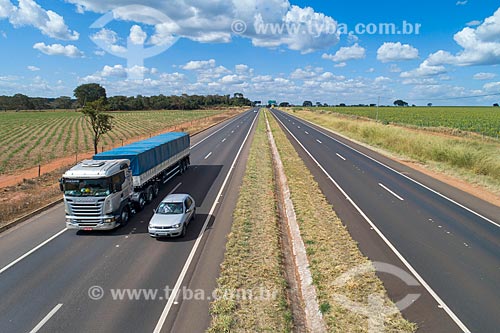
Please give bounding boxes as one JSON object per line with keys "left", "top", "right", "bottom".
{"left": 379, "top": 183, "right": 405, "bottom": 201}
{"left": 29, "top": 303, "right": 63, "bottom": 333}
{"left": 204, "top": 152, "right": 212, "bottom": 160}
{"left": 153, "top": 111, "right": 259, "bottom": 333}
{"left": 271, "top": 110, "right": 472, "bottom": 333}
{"left": 336, "top": 153, "right": 346, "bottom": 161}
{"left": 0, "top": 228, "right": 67, "bottom": 275}
{"left": 279, "top": 110, "right": 499, "bottom": 229}
{"left": 190, "top": 111, "right": 247, "bottom": 149}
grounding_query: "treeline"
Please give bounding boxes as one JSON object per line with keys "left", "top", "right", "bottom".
{"left": 0, "top": 92, "right": 252, "bottom": 111}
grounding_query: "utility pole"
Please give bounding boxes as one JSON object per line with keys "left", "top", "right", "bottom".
{"left": 376, "top": 96, "right": 380, "bottom": 121}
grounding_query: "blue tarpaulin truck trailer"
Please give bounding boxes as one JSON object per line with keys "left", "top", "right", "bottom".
{"left": 60, "top": 132, "right": 190, "bottom": 231}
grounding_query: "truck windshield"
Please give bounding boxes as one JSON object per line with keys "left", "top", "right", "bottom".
{"left": 156, "top": 202, "right": 184, "bottom": 215}
{"left": 63, "top": 178, "right": 111, "bottom": 197}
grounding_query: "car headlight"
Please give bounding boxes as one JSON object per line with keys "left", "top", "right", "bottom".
{"left": 104, "top": 217, "right": 115, "bottom": 223}
{"left": 172, "top": 223, "right": 182, "bottom": 228}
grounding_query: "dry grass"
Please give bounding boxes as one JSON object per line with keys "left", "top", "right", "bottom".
{"left": 208, "top": 113, "right": 291, "bottom": 332}
{"left": 267, "top": 111, "right": 416, "bottom": 332}
{"left": 288, "top": 109, "right": 500, "bottom": 196}
{"left": 0, "top": 167, "right": 64, "bottom": 227}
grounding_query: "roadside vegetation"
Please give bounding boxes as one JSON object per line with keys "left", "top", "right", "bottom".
{"left": 209, "top": 113, "right": 291, "bottom": 332}
{"left": 267, "top": 111, "right": 416, "bottom": 332}
{"left": 287, "top": 109, "right": 500, "bottom": 196}
{"left": 294, "top": 106, "right": 500, "bottom": 138}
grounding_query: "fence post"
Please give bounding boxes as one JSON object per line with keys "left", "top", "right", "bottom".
{"left": 38, "top": 164, "right": 41, "bottom": 177}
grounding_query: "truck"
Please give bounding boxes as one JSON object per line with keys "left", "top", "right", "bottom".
{"left": 60, "top": 132, "right": 190, "bottom": 231}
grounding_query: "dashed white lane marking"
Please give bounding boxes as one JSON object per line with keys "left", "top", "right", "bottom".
{"left": 378, "top": 183, "right": 405, "bottom": 201}
{"left": 204, "top": 152, "right": 213, "bottom": 159}
{"left": 336, "top": 153, "right": 346, "bottom": 161}
{"left": 29, "top": 303, "right": 63, "bottom": 333}
{"left": 221, "top": 138, "right": 226, "bottom": 143}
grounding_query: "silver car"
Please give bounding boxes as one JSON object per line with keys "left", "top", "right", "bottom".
{"left": 148, "top": 194, "right": 196, "bottom": 238}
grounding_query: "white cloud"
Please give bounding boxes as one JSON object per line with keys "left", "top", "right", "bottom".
{"left": 377, "top": 42, "right": 419, "bottom": 62}
{"left": 251, "top": 5, "right": 340, "bottom": 53}
{"left": 322, "top": 43, "right": 365, "bottom": 62}
{"left": 220, "top": 74, "right": 246, "bottom": 85}
{"left": 1, "top": 0, "right": 79, "bottom": 40}
{"left": 466, "top": 20, "right": 481, "bottom": 27}
{"left": 334, "top": 62, "right": 346, "bottom": 68}
{"left": 400, "top": 60, "right": 447, "bottom": 78}
{"left": 129, "top": 25, "right": 147, "bottom": 45}
{"left": 66, "top": 0, "right": 340, "bottom": 53}
{"left": 181, "top": 59, "right": 216, "bottom": 71}
{"left": 389, "top": 64, "right": 402, "bottom": 73}
{"left": 456, "top": 0, "right": 468, "bottom": 5}
{"left": 426, "top": 8, "right": 500, "bottom": 66}
{"left": 33, "top": 42, "right": 84, "bottom": 58}
{"left": 473, "top": 72, "right": 496, "bottom": 80}
{"left": 27, "top": 65, "right": 40, "bottom": 71}
{"left": 90, "top": 28, "right": 127, "bottom": 54}
{"left": 483, "top": 81, "right": 500, "bottom": 92}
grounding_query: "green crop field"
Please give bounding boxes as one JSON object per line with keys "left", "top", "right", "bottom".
{"left": 299, "top": 107, "right": 500, "bottom": 138}
{"left": 0, "top": 109, "right": 224, "bottom": 174}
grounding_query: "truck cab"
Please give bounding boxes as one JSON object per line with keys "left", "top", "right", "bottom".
{"left": 61, "top": 159, "right": 133, "bottom": 230}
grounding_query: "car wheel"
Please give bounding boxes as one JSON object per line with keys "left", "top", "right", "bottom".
{"left": 181, "top": 224, "right": 187, "bottom": 238}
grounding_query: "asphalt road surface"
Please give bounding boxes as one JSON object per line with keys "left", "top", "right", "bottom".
{"left": 0, "top": 109, "right": 259, "bottom": 333}
{"left": 271, "top": 108, "right": 499, "bottom": 333}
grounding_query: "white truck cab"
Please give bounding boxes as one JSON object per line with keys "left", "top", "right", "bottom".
{"left": 61, "top": 159, "right": 133, "bottom": 230}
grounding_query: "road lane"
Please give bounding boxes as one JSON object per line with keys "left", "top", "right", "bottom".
{"left": 0, "top": 109, "right": 259, "bottom": 333}
{"left": 271, "top": 109, "right": 500, "bottom": 333}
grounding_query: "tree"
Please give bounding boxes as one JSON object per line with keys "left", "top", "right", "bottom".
{"left": 493, "top": 103, "right": 499, "bottom": 107}
{"left": 393, "top": 99, "right": 408, "bottom": 107}
{"left": 303, "top": 101, "right": 313, "bottom": 107}
{"left": 74, "top": 83, "right": 107, "bottom": 107}
{"left": 427, "top": 103, "right": 433, "bottom": 107}
{"left": 82, "top": 98, "right": 113, "bottom": 154}
{"left": 279, "top": 102, "right": 290, "bottom": 107}
{"left": 54, "top": 96, "right": 73, "bottom": 109}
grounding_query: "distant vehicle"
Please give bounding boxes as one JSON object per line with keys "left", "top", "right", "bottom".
{"left": 60, "top": 132, "right": 191, "bottom": 231}
{"left": 148, "top": 193, "right": 196, "bottom": 238}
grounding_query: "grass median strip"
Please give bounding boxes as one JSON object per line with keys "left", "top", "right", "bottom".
{"left": 267, "top": 110, "right": 416, "bottom": 332}
{"left": 208, "top": 113, "right": 291, "bottom": 332}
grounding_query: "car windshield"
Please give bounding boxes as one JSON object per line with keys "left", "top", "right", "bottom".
{"left": 156, "top": 202, "right": 184, "bottom": 215}
{"left": 63, "top": 178, "right": 111, "bottom": 197}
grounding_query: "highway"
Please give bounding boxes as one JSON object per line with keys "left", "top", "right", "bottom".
{"left": 0, "top": 109, "right": 259, "bottom": 333}
{"left": 271, "top": 109, "right": 500, "bottom": 333}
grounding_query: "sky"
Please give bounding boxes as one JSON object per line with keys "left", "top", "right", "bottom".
{"left": 0, "top": 0, "right": 499, "bottom": 106}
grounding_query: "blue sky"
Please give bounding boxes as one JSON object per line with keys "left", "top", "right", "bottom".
{"left": 0, "top": 0, "right": 499, "bottom": 106}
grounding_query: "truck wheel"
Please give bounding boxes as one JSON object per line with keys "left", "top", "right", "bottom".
{"left": 120, "top": 207, "right": 130, "bottom": 227}
{"left": 153, "top": 183, "right": 159, "bottom": 198}
{"left": 136, "top": 195, "right": 146, "bottom": 211}
{"left": 146, "top": 186, "right": 154, "bottom": 203}
{"left": 179, "top": 161, "right": 184, "bottom": 175}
